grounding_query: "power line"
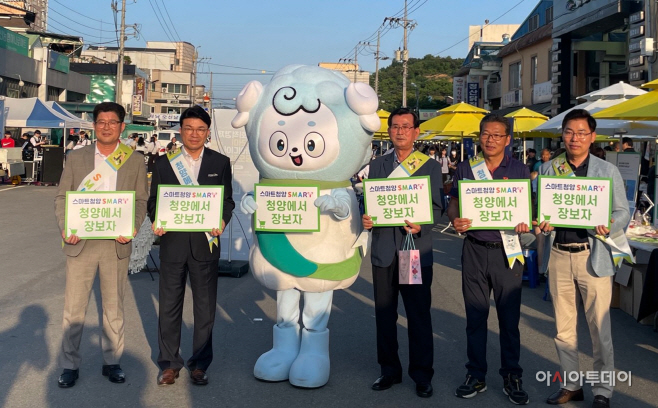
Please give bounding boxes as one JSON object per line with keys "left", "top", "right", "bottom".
{"left": 48, "top": 16, "right": 106, "bottom": 39}
{"left": 48, "top": 7, "right": 117, "bottom": 33}
{"left": 51, "top": 0, "right": 105, "bottom": 23}
{"left": 146, "top": 0, "right": 175, "bottom": 42}
{"left": 158, "top": 0, "right": 182, "bottom": 42}
{"left": 205, "top": 61, "right": 275, "bottom": 72}
{"left": 435, "top": 0, "right": 529, "bottom": 56}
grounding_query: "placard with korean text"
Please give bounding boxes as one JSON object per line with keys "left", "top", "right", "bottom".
{"left": 537, "top": 176, "right": 611, "bottom": 229}
{"left": 65, "top": 191, "right": 135, "bottom": 239}
{"left": 155, "top": 185, "right": 224, "bottom": 232}
{"left": 459, "top": 180, "right": 531, "bottom": 230}
{"left": 364, "top": 176, "right": 433, "bottom": 227}
{"left": 254, "top": 184, "right": 320, "bottom": 232}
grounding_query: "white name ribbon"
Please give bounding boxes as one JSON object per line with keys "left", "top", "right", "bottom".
{"left": 550, "top": 154, "right": 634, "bottom": 267}
{"left": 469, "top": 153, "right": 524, "bottom": 269}
{"left": 166, "top": 149, "right": 218, "bottom": 252}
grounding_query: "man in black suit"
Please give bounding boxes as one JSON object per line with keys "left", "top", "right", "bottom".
{"left": 148, "top": 106, "right": 235, "bottom": 386}
{"left": 362, "top": 108, "right": 442, "bottom": 398}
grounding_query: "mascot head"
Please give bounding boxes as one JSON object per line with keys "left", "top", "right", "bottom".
{"left": 231, "top": 65, "right": 380, "bottom": 181}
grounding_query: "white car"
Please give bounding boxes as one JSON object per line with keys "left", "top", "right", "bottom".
{"left": 156, "top": 130, "right": 181, "bottom": 155}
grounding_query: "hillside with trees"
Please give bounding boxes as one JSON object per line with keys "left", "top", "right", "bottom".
{"left": 372, "top": 54, "right": 464, "bottom": 112}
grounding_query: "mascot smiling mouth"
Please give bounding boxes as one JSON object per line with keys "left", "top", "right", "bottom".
{"left": 290, "top": 154, "right": 303, "bottom": 166}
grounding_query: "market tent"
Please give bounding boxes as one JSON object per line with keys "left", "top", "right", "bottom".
{"left": 419, "top": 102, "right": 488, "bottom": 140}
{"left": 373, "top": 109, "right": 390, "bottom": 140}
{"left": 4, "top": 97, "right": 88, "bottom": 128}
{"left": 593, "top": 79, "right": 658, "bottom": 121}
{"left": 505, "top": 107, "right": 552, "bottom": 137}
{"left": 579, "top": 81, "right": 647, "bottom": 102}
{"left": 44, "top": 101, "right": 93, "bottom": 128}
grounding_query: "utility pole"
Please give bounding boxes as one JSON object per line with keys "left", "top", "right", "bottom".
{"left": 114, "top": 0, "right": 127, "bottom": 107}
{"left": 374, "top": 29, "right": 382, "bottom": 94}
{"left": 384, "top": 1, "right": 416, "bottom": 107}
{"left": 209, "top": 71, "right": 213, "bottom": 110}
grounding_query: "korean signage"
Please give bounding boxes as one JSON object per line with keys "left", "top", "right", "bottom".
{"left": 363, "top": 176, "right": 433, "bottom": 227}
{"left": 0, "top": 26, "right": 28, "bottom": 56}
{"left": 459, "top": 180, "right": 531, "bottom": 230}
{"left": 132, "top": 94, "right": 143, "bottom": 116}
{"left": 65, "top": 192, "right": 135, "bottom": 239}
{"left": 453, "top": 76, "right": 466, "bottom": 103}
{"left": 154, "top": 185, "right": 224, "bottom": 231}
{"left": 134, "top": 77, "right": 146, "bottom": 97}
{"left": 467, "top": 77, "right": 479, "bottom": 107}
{"left": 149, "top": 113, "right": 181, "bottom": 122}
{"left": 253, "top": 185, "right": 320, "bottom": 232}
{"left": 537, "top": 176, "right": 612, "bottom": 229}
{"left": 533, "top": 81, "right": 553, "bottom": 104}
{"left": 48, "top": 50, "right": 70, "bottom": 73}
{"left": 615, "top": 152, "right": 641, "bottom": 204}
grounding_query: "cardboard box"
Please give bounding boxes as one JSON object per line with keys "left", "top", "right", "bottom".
{"left": 615, "top": 262, "right": 634, "bottom": 315}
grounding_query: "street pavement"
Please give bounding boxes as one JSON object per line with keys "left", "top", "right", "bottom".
{"left": 0, "top": 184, "right": 657, "bottom": 408}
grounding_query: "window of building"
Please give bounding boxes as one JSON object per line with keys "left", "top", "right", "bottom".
{"left": 528, "top": 14, "right": 539, "bottom": 32}
{"left": 531, "top": 56, "right": 538, "bottom": 85}
{"left": 161, "top": 106, "right": 182, "bottom": 114}
{"left": 509, "top": 61, "right": 521, "bottom": 90}
{"left": 546, "top": 6, "right": 553, "bottom": 23}
{"left": 163, "top": 83, "right": 188, "bottom": 94}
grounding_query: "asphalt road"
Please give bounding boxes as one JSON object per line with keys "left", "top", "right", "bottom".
{"left": 0, "top": 184, "right": 656, "bottom": 408}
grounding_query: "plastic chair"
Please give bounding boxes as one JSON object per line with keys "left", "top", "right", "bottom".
{"left": 522, "top": 248, "right": 538, "bottom": 289}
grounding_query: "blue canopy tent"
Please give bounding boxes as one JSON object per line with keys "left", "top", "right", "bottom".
{"left": 4, "top": 97, "right": 90, "bottom": 128}
{"left": 45, "top": 101, "right": 93, "bottom": 129}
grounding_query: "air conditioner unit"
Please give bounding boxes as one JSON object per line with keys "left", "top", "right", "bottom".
{"left": 587, "top": 77, "right": 599, "bottom": 92}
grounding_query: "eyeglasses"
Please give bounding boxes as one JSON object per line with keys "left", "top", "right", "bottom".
{"left": 390, "top": 125, "right": 414, "bottom": 132}
{"left": 95, "top": 120, "right": 121, "bottom": 128}
{"left": 182, "top": 127, "right": 209, "bottom": 135}
{"left": 480, "top": 132, "right": 507, "bottom": 141}
{"left": 562, "top": 130, "right": 592, "bottom": 140}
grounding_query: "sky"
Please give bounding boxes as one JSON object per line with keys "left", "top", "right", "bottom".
{"left": 46, "top": 0, "right": 539, "bottom": 106}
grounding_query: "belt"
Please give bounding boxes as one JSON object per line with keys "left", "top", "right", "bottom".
{"left": 467, "top": 235, "right": 503, "bottom": 249}
{"left": 553, "top": 242, "right": 590, "bottom": 253}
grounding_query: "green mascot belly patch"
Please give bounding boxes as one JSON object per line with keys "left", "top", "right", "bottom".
{"left": 255, "top": 231, "right": 361, "bottom": 281}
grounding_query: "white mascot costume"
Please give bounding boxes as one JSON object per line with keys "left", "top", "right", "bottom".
{"left": 231, "top": 65, "right": 379, "bottom": 388}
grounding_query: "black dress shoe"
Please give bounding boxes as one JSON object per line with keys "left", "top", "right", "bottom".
{"left": 416, "top": 382, "right": 433, "bottom": 398}
{"left": 546, "top": 388, "right": 584, "bottom": 404}
{"left": 190, "top": 369, "right": 208, "bottom": 386}
{"left": 102, "top": 364, "right": 126, "bottom": 383}
{"left": 592, "top": 395, "right": 610, "bottom": 408}
{"left": 58, "top": 369, "right": 79, "bottom": 388}
{"left": 371, "top": 375, "right": 402, "bottom": 391}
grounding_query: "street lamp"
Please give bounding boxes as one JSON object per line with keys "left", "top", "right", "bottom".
{"left": 411, "top": 82, "right": 419, "bottom": 114}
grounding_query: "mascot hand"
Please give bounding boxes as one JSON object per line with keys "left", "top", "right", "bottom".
{"left": 240, "top": 192, "right": 258, "bottom": 214}
{"left": 315, "top": 191, "right": 349, "bottom": 219}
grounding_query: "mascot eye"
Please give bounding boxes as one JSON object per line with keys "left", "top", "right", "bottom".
{"left": 304, "top": 132, "right": 325, "bottom": 158}
{"left": 269, "top": 131, "right": 288, "bottom": 157}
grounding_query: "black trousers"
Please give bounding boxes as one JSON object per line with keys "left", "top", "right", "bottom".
{"left": 462, "top": 238, "right": 523, "bottom": 380}
{"left": 373, "top": 258, "right": 434, "bottom": 384}
{"left": 158, "top": 255, "right": 218, "bottom": 371}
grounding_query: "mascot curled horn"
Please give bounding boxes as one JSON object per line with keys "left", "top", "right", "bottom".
{"left": 231, "top": 65, "right": 379, "bottom": 388}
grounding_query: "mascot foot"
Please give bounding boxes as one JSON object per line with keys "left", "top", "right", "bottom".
{"left": 254, "top": 324, "right": 300, "bottom": 382}
{"left": 289, "top": 328, "right": 330, "bottom": 388}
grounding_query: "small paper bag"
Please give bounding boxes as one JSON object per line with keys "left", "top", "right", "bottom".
{"left": 398, "top": 233, "right": 422, "bottom": 285}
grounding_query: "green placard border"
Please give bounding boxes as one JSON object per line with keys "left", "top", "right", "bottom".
{"left": 363, "top": 175, "right": 434, "bottom": 227}
{"left": 155, "top": 184, "right": 224, "bottom": 232}
{"left": 65, "top": 191, "right": 136, "bottom": 240}
{"left": 537, "top": 175, "right": 612, "bottom": 229}
{"left": 253, "top": 183, "right": 321, "bottom": 232}
{"left": 458, "top": 179, "right": 532, "bottom": 230}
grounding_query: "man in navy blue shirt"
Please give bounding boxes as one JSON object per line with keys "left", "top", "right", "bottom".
{"left": 448, "top": 113, "right": 530, "bottom": 405}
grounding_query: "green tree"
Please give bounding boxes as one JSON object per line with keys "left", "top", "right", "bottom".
{"left": 371, "top": 55, "right": 464, "bottom": 112}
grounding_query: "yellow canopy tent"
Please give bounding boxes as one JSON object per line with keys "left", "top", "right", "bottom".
{"left": 504, "top": 107, "right": 553, "bottom": 163}
{"left": 373, "top": 109, "right": 390, "bottom": 140}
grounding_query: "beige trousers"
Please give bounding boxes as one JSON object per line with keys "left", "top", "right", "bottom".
{"left": 59, "top": 240, "right": 129, "bottom": 369}
{"left": 548, "top": 246, "right": 614, "bottom": 398}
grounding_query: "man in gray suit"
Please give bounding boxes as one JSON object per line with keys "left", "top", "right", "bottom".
{"left": 54, "top": 102, "right": 148, "bottom": 388}
{"left": 537, "top": 109, "right": 630, "bottom": 408}
{"left": 362, "top": 108, "right": 443, "bottom": 398}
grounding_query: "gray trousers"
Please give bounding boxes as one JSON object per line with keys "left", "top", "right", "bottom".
{"left": 59, "top": 240, "right": 129, "bottom": 369}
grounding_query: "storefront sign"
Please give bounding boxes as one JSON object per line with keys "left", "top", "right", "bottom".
{"left": 65, "top": 191, "right": 135, "bottom": 239}
{"left": 132, "top": 95, "right": 142, "bottom": 116}
{"left": 459, "top": 180, "right": 531, "bottom": 230}
{"left": 48, "top": 50, "right": 70, "bottom": 73}
{"left": 253, "top": 185, "right": 320, "bottom": 232}
{"left": 533, "top": 81, "right": 553, "bottom": 104}
{"left": 467, "top": 81, "right": 479, "bottom": 106}
{"left": 154, "top": 185, "right": 224, "bottom": 231}
{"left": 453, "top": 77, "right": 466, "bottom": 103}
{"left": 0, "top": 26, "right": 28, "bottom": 56}
{"left": 149, "top": 113, "right": 181, "bottom": 121}
{"left": 537, "top": 176, "right": 612, "bottom": 229}
{"left": 364, "top": 176, "right": 433, "bottom": 227}
{"left": 616, "top": 152, "right": 641, "bottom": 204}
